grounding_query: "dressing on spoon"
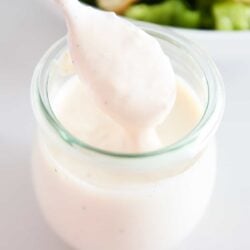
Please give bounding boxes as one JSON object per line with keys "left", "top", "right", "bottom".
{"left": 55, "top": 0, "right": 176, "bottom": 153}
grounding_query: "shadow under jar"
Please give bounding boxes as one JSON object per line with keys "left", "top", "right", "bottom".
{"left": 31, "top": 24, "right": 225, "bottom": 250}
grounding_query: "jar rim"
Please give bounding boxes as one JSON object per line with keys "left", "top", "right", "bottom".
{"left": 31, "top": 24, "right": 225, "bottom": 159}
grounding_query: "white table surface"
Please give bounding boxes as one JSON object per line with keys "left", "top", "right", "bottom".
{"left": 1, "top": 0, "right": 250, "bottom": 249}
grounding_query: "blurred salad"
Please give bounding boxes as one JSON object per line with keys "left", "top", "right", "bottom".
{"left": 80, "top": 0, "right": 250, "bottom": 30}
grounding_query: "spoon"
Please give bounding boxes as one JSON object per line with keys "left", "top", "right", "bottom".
{"left": 55, "top": 0, "right": 176, "bottom": 152}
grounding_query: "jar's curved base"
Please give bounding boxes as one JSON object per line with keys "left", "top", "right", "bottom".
{"left": 32, "top": 139, "right": 217, "bottom": 250}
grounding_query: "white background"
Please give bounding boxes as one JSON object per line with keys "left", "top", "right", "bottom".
{"left": 0, "top": 0, "right": 250, "bottom": 249}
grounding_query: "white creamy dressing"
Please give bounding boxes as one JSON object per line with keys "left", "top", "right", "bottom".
{"left": 52, "top": 67, "right": 201, "bottom": 154}
{"left": 32, "top": 2, "right": 218, "bottom": 250}
{"left": 56, "top": 0, "right": 176, "bottom": 153}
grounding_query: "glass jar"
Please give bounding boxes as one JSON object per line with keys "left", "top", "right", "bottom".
{"left": 31, "top": 24, "right": 225, "bottom": 250}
